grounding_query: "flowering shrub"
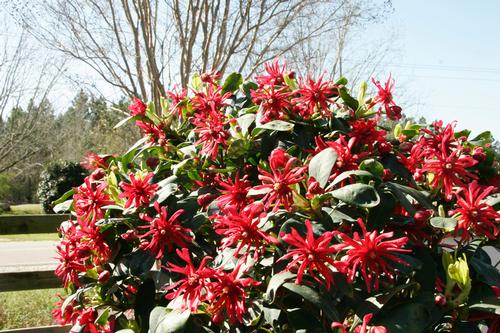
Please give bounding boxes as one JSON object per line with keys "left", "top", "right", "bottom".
{"left": 52, "top": 60, "right": 500, "bottom": 333}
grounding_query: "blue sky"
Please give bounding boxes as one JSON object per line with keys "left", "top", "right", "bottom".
{"left": 381, "top": 0, "right": 500, "bottom": 138}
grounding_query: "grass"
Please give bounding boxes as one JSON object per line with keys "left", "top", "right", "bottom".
{"left": 3, "top": 204, "right": 43, "bottom": 215}
{"left": 0, "top": 288, "right": 62, "bottom": 329}
{"left": 0, "top": 233, "right": 59, "bottom": 242}
{"left": 0, "top": 203, "right": 57, "bottom": 241}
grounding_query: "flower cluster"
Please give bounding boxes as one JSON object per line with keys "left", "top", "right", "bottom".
{"left": 54, "top": 60, "right": 499, "bottom": 333}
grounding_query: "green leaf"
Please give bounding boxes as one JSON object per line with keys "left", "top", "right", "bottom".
{"left": 149, "top": 306, "right": 168, "bottom": 333}
{"left": 334, "top": 77, "right": 348, "bottom": 86}
{"left": 357, "top": 81, "right": 367, "bottom": 106}
{"left": 256, "top": 120, "right": 294, "bottom": 131}
{"left": 265, "top": 271, "right": 296, "bottom": 304}
{"left": 377, "top": 302, "right": 440, "bottom": 333}
{"left": 469, "top": 295, "right": 500, "bottom": 315}
{"left": 330, "top": 184, "right": 380, "bottom": 208}
{"left": 283, "top": 73, "right": 298, "bottom": 90}
{"left": 470, "top": 257, "right": 500, "bottom": 287}
{"left": 385, "top": 182, "right": 434, "bottom": 210}
{"left": 430, "top": 217, "right": 457, "bottom": 230}
{"left": 95, "top": 308, "right": 110, "bottom": 326}
{"left": 356, "top": 283, "right": 418, "bottom": 319}
{"left": 330, "top": 170, "right": 375, "bottom": 188}
{"left": 52, "top": 189, "right": 76, "bottom": 205}
{"left": 236, "top": 113, "right": 256, "bottom": 135}
{"left": 116, "top": 330, "right": 135, "bottom": 333}
{"left": 190, "top": 73, "right": 202, "bottom": 90}
{"left": 322, "top": 207, "right": 356, "bottom": 223}
{"left": 470, "top": 131, "right": 493, "bottom": 145}
{"left": 309, "top": 148, "right": 337, "bottom": 188}
{"left": 154, "top": 309, "right": 190, "bottom": 333}
{"left": 222, "top": 72, "right": 243, "bottom": 93}
{"left": 385, "top": 182, "right": 417, "bottom": 215}
{"left": 485, "top": 193, "right": 500, "bottom": 209}
{"left": 114, "top": 115, "right": 133, "bottom": 129}
{"left": 53, "top": 199, "right": 73, "bottom": 213}
{"left": 282, "top": 282, "right": 339, "bottom": 322}
{"left": 339, "top": 87, "right": 359, "bottom": 110}
{"left": 359, "top": 159, "right": 384, "bottom": 178}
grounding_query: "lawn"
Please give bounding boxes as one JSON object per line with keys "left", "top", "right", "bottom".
{"left": 0, "top": 204, "right": 58, "bottom": 241}
{"left": 3, "top": 204, "right": 43, "bottom": 215}
{"left": 0, "top": 288, "right": 61, "bottom": 329}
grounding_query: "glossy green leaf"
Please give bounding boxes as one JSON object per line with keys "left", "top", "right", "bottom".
{"left": 265, "top": 271, "right": 296, "bottom": 304}
{"left": 256, "top": 120, "right": 294, "bottom": 131}
{"left": 330, "top": 170, "right": 375, "bottom": 188}
{"left": 359, "top": 158, "right": 384, "bottom": 178}
{"left": 430, "top": 217, "right": 457, "bottom": 230}
{"left": 309, "top": 148, "right": 337, "bottom": 188}
{"left": 469, "top": 295, "right": 500, "bottom": 315}
{"left": 330, "top": 184, "right": 380, "bottom": 208}
{"left": 52, "top": 189, "right": 76, "bottom": 205}
{"left": 154, "top": 309, "right": 190, "bottom": 333}
{"left": 222, "top": 72, "right": 243, "bottom": 93}
{"left": 236, "top": 113, "right": 256, "bottom": 135}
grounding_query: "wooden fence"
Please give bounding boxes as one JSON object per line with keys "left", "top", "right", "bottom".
{"left": 0, "top": 214, "right": 70, "bottom": 333}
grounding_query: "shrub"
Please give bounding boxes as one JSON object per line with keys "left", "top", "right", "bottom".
{"left": 53, "top": 62, "right": 499, "bottom": 333}
{"left": 37, "top": 160, "right": 87, "bottom": 213}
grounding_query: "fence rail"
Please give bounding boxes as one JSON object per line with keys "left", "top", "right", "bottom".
{"left": 0, "top": 214, "right": 68, "bottom": 235}
{"left": 0, "top": 214, "right": 69, "bottom": 333}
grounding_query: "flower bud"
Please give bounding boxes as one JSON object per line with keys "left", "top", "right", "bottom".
{"left": 472, "top": 147, "right": 486, "bottom": 162}
{"left": 146, "top": 157, "right": 160, "bottom": 169}
{"left": 414, "top": 210, "right": 432, "bottom": 223}
{"left": 197, "top": 193, "right": 217, "bottom": 209}
{"left": 378, "top": 141, "right": 393, "bottom": 154}
{"left": 90, "top": 169, "right": 106, "bottom": 181}
{"left": 399, "top": 142, "right": 413, "bottom": 153}
{"left": 434, "top": 294, "right": 446, "bottom": 306}
{"left": 98, "top": 270, "right": 111, "bottom": 283}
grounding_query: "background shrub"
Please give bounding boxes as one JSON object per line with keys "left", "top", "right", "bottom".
{"left": 37, "top": 160, "right": 87, "bottom": 213}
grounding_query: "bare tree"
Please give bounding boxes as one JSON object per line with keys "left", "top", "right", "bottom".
{"left": 11, "top": 0, "right": 390, "bottom": 110}
{"left": 0, "top": 14, "right": 63, "bottom": 174}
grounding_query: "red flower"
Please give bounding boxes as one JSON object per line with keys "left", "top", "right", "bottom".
{"left": 135, "top": 120, "right": 166, "bottom": 145}
{"left": 419, "top": 121, "right": 458, "bottom": 156}
{"left": 71, "top": 308, "right": 114, "bottom": 333}
{"left": 314, "top": 135, "right": 365, "bottom": 178}
{"left": 213, "top": 202, "right": 278, "bottom": 260}
{"left": 52, "top": 294, "right": 78, "bottom": 325}
{"left": 76, "top": 218, "right": 111, "bottom": 265}
{"left": 255, "top": 58, "right": 289, "bottom": 86}
{"left": 216, "top": 172, "right": 252, "bottom": 211}
{"left": 280, "top": 220, "right": 343, "bottom": 289}
{"left": 252, "top": 148, "right": 306, "bottom": 212}
{"left": 191, "top": 84, "right": 231, "bottom": 115}
{"left": 332, "top": 313, "right": 387, "bottom": 333}
{"left": 119, "top": 172, "right": 159, "bottom": 209}
{"left": 166, "top": 85, "right": 188, "bottom": 116}
{"left": 450, "top": 181, "right": 499, "bottom": 240}
{"left": 164, "top": 248, "right": 213, "bottom": 312}
{"left": 192, "top": 110, "right": 230, "bottom": 160}
{"left": 371, "top": 75, "right": 401, "bottom": 120}
{"left": 422, "top": 148, "right": 477, "bottom": 200}
{"left": 200, "top": 69, "right": 222, "bottom": 84}
{"left": 349, "top": 118, "right": 386, "bottom": 149}
{"left": 294, "top": 75, "right": 337, "bottom": 118}
{"left": 139, "top": 202, "right": 191, "bottom": 259}
{"left": 55, "top": 239, "right": 90, "bottom": 288}
{"left": 251, "top": 86, "right": 292, "bottom": 123}
{"left": 335, "top": 219, "right": 411, "bottom": 292}
{"left": 206, "top": 263, "right": 260, "bottom": 324}
{"left": 129, "top": 97, "right": 147, "bottom": 116}
{"left": 74, "top": 177, "right": 113, "bottom": 224}
{"left": 81, "top": 152, "right": 108, "bottom": 170}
